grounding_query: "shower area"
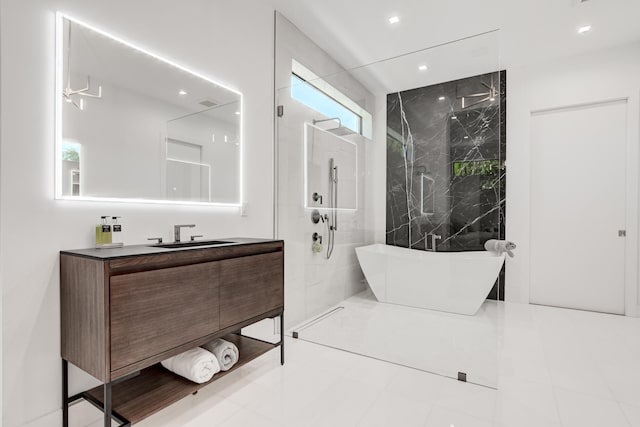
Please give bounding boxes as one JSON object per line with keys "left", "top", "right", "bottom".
{"left": 274, "top": 12, "right": 504, "bottom": 388}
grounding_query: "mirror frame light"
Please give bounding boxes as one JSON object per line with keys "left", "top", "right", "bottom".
{"left": 55, "top": 12, "right": 244, "bottom": 207}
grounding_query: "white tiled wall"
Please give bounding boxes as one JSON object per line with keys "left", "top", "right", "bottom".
{"left": 275, "top": 13, "right": 376, "bottom": 328}
{"left": 305, "top": 124, "right": 358, "bottom": 210}
{"left": 277, "top": 112, "right": 369, "bottom": 327}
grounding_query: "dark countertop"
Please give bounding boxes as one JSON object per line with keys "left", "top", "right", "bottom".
{"left": 60, "top": 237, "right": 283, "bottom": 260}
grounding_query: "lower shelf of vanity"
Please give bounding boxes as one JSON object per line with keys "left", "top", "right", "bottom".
{"left": 83, "top": 334, "right": 277, "bottom": 425}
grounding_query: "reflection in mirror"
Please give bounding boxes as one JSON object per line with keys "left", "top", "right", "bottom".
{"left": 55, "top": 14, "right": 242, "bottom": 205}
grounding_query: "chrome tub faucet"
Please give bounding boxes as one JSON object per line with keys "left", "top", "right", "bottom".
{"left": 425, "top": 233, "right": 442, "bottom": 252}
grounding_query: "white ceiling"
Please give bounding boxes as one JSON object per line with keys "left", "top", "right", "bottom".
{"left": 273, "top": 0, "right": 640, "bottom": 90}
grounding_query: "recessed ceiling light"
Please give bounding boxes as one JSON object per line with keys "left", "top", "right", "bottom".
{"left": 438, "top": 96, "right": 446, "bottom": 101}
{"left": 235, "top": 111, "right": 240, "bottom": 115}
{"left": 578, "top": 25, "right": 592, "bottom": 34}
{"left": 490, "top": 97, "right": 496, "bottom": 102}
{"left": 418, "top": 65, "right": 428, "bottom": 71}
{"left": 178, "top": 90, "right": 187, "bottom": 95}
{"left": 388, "top": 16, "right": 400, "bottom": 24}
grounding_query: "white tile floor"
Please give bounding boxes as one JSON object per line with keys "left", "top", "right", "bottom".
{"left": 71, "top": 296, "right": 640, "bottom": 427}
{"left": 295, "top": 291, "right": 501, "bottom": 387}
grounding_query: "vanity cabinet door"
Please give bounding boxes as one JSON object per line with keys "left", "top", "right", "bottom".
{"left": 110, "top": 262, "right": 220, "bottom": 371}
{"left": 219, "top": 252, "right": 284, "bottom": 329}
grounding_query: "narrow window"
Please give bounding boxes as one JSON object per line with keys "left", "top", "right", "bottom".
{"left": 291, "top": 74, "right": 362, "bottom": 135}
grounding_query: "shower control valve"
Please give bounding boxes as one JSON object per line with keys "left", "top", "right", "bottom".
{"left": 312, "top": 192, "right": 323, "bottom": 205}
{"left": 312, "top": 232, "right": 322, "bottom": 244}
{"left": 311, "top": 209, "right": 321, "bottom": 224}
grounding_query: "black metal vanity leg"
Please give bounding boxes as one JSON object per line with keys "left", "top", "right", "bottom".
{"left": 280, "top": 312, "right": 285, "bottom": 365}
{"left": 62, "top": 359, "right": 69, "bottom": 427}
{"left": 104, "top": 382, "right": 112, "bottom": 427}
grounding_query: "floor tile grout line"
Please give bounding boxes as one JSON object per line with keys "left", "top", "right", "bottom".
{"left": 531, "top": 305, "right": 566, "bottom": 427}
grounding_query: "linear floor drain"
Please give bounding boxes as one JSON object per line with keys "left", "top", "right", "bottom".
{"left": 291, "top": 306, "right": 344, "bottom": 338}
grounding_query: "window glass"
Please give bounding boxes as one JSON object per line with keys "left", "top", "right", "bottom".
{"left": 291, "top": 74, "right": 361, "bottom": 134}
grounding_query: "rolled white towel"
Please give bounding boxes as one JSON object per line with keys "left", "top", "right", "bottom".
{"left": 202, "top": 338, "right": 239, "bottom": 371}
{"left": 161, "top": 347, "right": 220, "bottom": 384}
{"left": 484, "top": 239, "right": 517, "bottom": 258}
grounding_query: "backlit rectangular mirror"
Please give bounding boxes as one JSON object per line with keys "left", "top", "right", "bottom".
{"left": 55, "top": 13, "right": 242, "bottom": 205}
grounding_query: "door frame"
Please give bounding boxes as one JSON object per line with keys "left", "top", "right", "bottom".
{"left": 528, "top": 92, "right": 639, "bottom": 317}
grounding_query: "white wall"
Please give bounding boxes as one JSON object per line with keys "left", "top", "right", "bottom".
{"left": 505, "top": 42, "right": 640, "bottom": 316}
{"left": 366, "top": 94, "right": 389, "bottom": 244}
{"left": 305, "top": 125, "right": 358, "bottom": 210}
{"left": 0, "top": 1, "right": 276, "bottom": 426}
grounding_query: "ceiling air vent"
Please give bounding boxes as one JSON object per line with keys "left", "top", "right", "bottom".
{"left": 198, "top": 99, "right": 217, "bottom": 108}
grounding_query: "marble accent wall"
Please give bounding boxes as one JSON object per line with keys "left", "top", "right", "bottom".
{"left": 386, "top": 71, "right": 506, "bottom": 299}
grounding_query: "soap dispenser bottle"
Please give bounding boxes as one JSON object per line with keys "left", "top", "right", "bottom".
{"left": 95, "top": 216, "right": 112, "bottom": 246}
{"left": 111, "top": 216, "right": 123, "bottom": 245}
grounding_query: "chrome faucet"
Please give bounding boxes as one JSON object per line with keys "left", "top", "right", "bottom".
{"left": 425, "top": 233, "right": 442, "bottom": 252}
{"left": 174, "top": 224, "right": 195, "bottom": 242}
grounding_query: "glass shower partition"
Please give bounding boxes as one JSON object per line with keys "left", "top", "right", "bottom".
{"left": 276, "top": 12, "right": 503, "bottom": 389}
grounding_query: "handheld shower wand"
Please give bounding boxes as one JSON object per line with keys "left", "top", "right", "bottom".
{"left": 326, "top": 158, "right": 338, "bottom": 259}
{"left": 329, "top": 158, "right": 338, "bottom": 231}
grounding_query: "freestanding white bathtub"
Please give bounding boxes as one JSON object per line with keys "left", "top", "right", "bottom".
{"left": 355, "top": 244, "right": 505, "bottom": 315}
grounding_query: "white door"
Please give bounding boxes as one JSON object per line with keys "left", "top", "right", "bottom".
{"left": 530, "top": 99, "right": 627, "bottom": 314}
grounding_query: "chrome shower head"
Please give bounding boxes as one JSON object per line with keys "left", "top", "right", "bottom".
{"left": 313, "top": 117, "right": 357, "bottom": 137}
{"left": 326, "top": 126, "right": 356, "bottom": 137}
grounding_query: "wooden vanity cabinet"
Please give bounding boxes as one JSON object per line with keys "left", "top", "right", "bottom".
{"left": 110, "top": 261, "right": 221, "bottom": 372}
{"left": 219, "top": 252, "right": 284, "bottom": 328}
{"left": 60, "top": 239, "right": 284, "bottom": 426}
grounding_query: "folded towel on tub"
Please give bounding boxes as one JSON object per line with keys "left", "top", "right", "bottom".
{"left": 484, "top": 239, "right": 517, "bottom": 258}
{"left": 202, "top": 338, "right": 239, "bottom": 371}
{"left": 161, "top": 347, "right": 220, "bottom": 383}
